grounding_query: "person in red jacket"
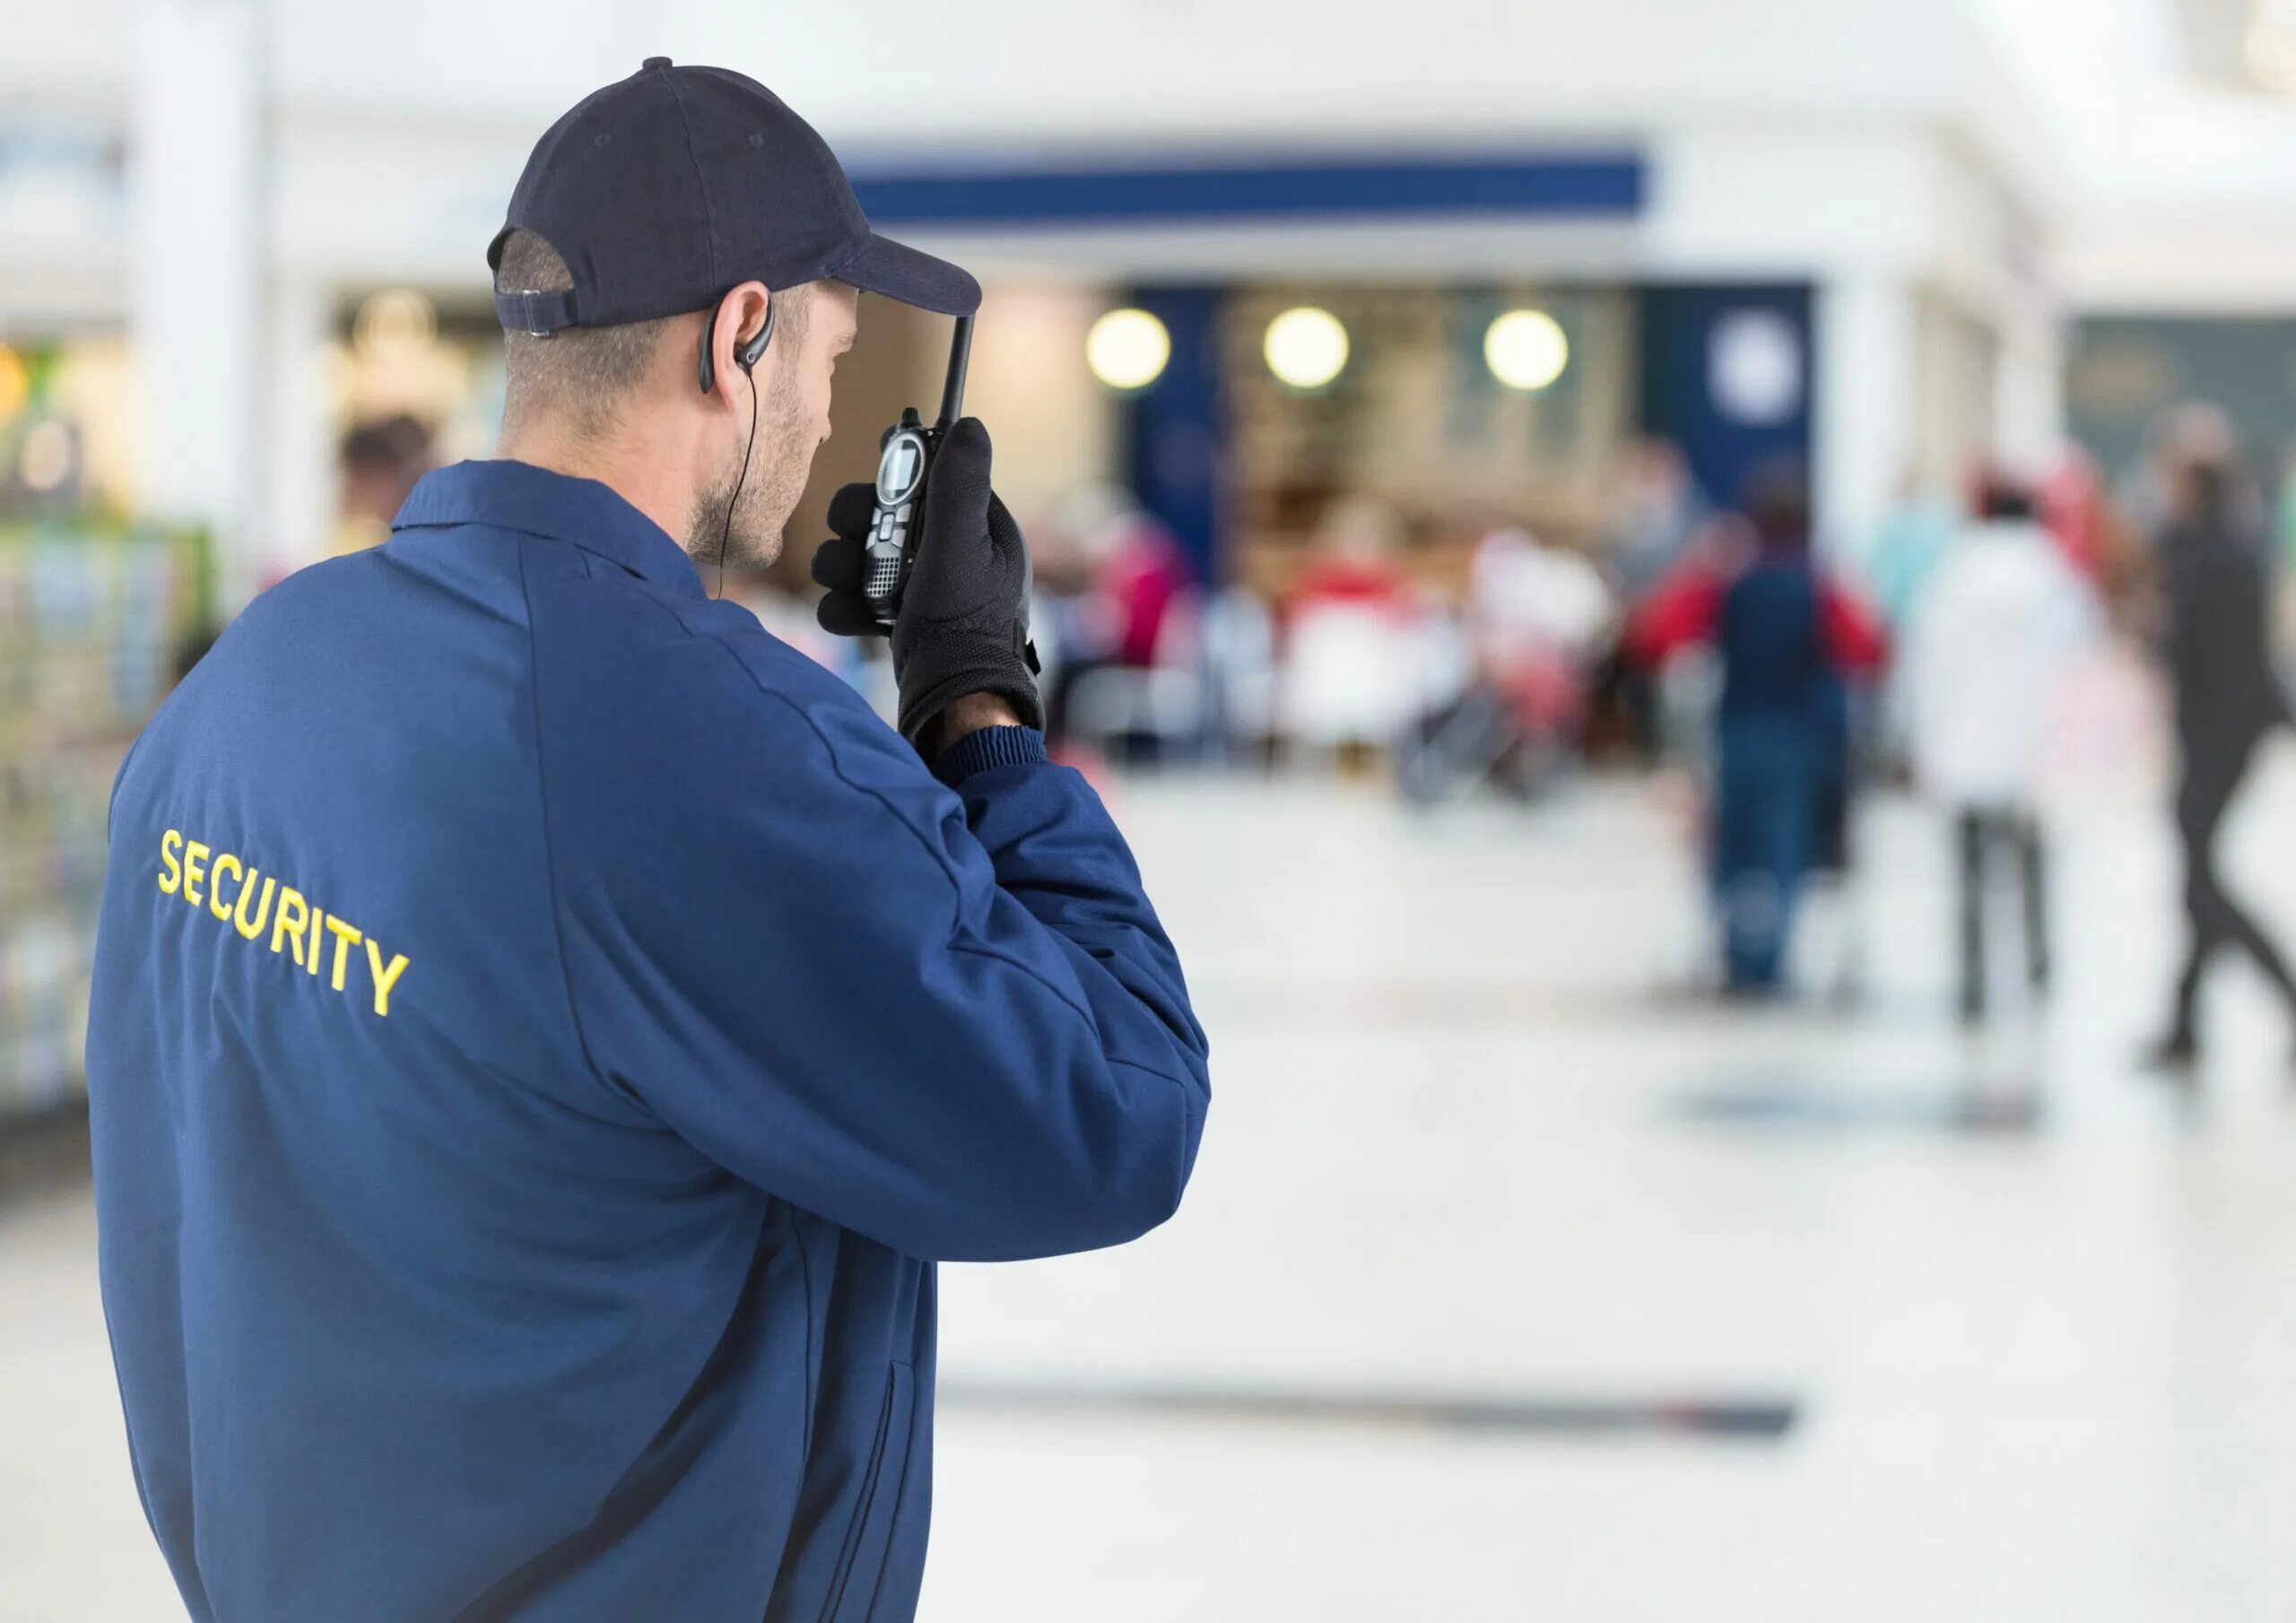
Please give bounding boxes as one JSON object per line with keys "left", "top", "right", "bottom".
{"left": 1631, "top": 466, "right": 1885, "bottom": 992}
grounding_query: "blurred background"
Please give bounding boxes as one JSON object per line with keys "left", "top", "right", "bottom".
{"left": 10, "top": 1, "right": 2296, "bottom": 1617}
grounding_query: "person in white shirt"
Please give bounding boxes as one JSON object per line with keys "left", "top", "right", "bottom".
{"left": 1902, "top": 478, "right": 2101, "bottom": 1023}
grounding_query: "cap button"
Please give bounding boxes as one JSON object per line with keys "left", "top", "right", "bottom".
{"left": 643, "top": 56, "right": 672, "bottom": 70}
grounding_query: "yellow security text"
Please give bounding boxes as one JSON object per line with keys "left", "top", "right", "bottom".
{"left": 159, "top": 830, "right": 411, "bottom": 1018}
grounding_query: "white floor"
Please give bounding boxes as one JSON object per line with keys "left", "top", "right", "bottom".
{"left": 13, "top": 768, "right": 2296, "bottom": 1621}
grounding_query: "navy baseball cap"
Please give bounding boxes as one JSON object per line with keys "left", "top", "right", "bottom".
{"left": 491, "top": 57, "right": 979, "bottom": 335}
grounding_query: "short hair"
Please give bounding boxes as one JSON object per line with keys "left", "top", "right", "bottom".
{"left": 341, "top": 413, "right": 432, "bottom": 478}
{"left": 2183, "top": 455, "right": 2237, "bottom": 527}
{"left": 1977, "top": 473, "right": 2035, "bottom": 523}
{"left": 494, "top": 230, "right": 808, "bottom": 441}
{"left": 494, "top": 230, "right": 678, "bottom": 440}
{"left": 1740, "top": 458, "right": 1812, "bottom": 552}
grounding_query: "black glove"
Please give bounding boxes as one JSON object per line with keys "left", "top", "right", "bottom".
{"left": 811, "top": 417, "right": 1042, "bottom": 748}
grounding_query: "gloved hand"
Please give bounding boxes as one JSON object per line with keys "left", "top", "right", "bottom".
{"left": 811, "top": 417, "right": 1042, "bottom": 749}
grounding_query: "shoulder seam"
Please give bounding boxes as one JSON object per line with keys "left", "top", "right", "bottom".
{"left": 516, "top": 535, "right": 626, "bottom": 1107}
{"left": 106, "top": 733, "right": 141, "bottom": 835}
{"left": 400, "top": 518, "right": 658, "bottom": 587}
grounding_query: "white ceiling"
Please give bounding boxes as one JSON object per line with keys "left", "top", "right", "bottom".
{"left": 1965, "top": 0, "right": 2296, "bottom": 210}
{"left": 3, "top": 0, "right": 2292, "bottom": 306}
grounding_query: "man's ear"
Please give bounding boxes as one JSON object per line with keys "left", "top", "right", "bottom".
{"left": 735, "top": 295, "right": 775, "bottom": 372}
{"left": 697, "top": 282, "right": 771, "bottom": 399}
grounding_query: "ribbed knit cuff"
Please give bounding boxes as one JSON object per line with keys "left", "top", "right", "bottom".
{"left": 931, "top": 725, "right": 1048, "bottom": 786}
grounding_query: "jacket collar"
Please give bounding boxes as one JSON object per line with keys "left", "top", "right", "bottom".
{"left": 393, "top": 459, "right": 705, "bottom": 600}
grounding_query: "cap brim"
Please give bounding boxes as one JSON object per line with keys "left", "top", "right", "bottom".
{"left": 835, "top": 232, "right": 981, "bottom": 316}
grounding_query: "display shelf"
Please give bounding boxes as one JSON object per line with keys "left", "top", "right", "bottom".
{"left": 0, "top": 520, "right": 209, "bottom": 1121}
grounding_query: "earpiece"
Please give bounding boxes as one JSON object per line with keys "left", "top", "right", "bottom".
{"left": 704, "top": 293, "right": 773, "bottom": 600}
{"left": 737, "top": 302, "right": 774, "bottom": 373}
{"left": 697, "top": 297, "right": 776, "bottom": 395}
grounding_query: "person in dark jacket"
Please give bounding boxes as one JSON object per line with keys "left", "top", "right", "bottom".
{"left": 1633, "top": 468, "right": 1886, "bottom": 993}
{"left": 85, "top": 61, "right": 1209, "bottom": 1623}
{"left": 2148, "top": 441, "right": 2296, "bottom": 1072}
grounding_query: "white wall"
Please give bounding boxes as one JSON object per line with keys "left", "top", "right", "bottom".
{"left": 2061, "top": 221, "right": 2296, "bottom": 314}
{"left": 0, "top": 0, "right": 2186, "bottom": 580}
{"left": 0, "top": 2, "right": 127, "bottom": 100}
{"left": 0, "top": 2, "right": 131, "bottom": 317}
{"left": 245, "top": 0, "right": 1961, "bottom": 133}
{"left": 1966, "top": 0, "right": 2296, "bottom": 307}
{"left": 126, "top": 0, "right": 265, "bottom": 597}
{"left": 959, "top": 286, "right": 1117, "bottom": 527}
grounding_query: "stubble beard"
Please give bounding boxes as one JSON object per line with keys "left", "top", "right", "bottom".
{"left": 690, "top": 370, "right": 813, "bottom": 572}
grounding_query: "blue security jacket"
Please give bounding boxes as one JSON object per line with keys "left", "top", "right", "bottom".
{"left": 86, "top": 459, "right": 1211, "bottom": 1623}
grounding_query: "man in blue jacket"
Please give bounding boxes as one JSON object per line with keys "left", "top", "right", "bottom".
{"left": 86, "top": 59, "right": 1210, "bottom": 1623}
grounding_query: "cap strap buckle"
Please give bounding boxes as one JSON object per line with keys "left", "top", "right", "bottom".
{"left": 494, "top": 288, "right": 579, "bottom": 337}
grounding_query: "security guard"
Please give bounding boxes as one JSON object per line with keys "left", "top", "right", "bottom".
{"left": 87, "top": 61, "right": 1210, "bottom": 1623}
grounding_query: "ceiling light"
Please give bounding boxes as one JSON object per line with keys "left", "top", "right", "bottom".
{"left": 1484, "top": 309, "right": 1570, "bottom": 392}
{"left": 1085, "top": 308, "right": 1171, "bottom": 391}
{"left": 1265, "top": 307, "right": 1349, "bottom": 391}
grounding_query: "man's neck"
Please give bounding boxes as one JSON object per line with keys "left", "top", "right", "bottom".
{"left": 498, "top": 427, "right": 693, "bottom": 551}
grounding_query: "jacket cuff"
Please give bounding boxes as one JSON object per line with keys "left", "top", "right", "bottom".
{"left": 932, "top": 725, "right": 1048, "bottom": 786}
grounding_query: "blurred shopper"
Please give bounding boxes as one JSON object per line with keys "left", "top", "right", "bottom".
{"left": 1633, "top": 467, "right": 1885, "bottom": 994}
{"left": 1858, "top": 471, "right": 1959, "bottom": 633}
{"left": 1608, "top": 437, "right": 1706, "bottom": 598}
{"left": 1017, "top": 488, "right": 1105, "bottom": 749}
{"left": 2147, "top": 438, "right": 2296, "bottom": 1072}
{"left": 1283, "top": 495, "right": 1420, "bottom": 765}
{"left": 1903, "top": 475, "right": 2100, "bottom": 1023}
{"left": 1028, "top": 483, "right": 1127, "bottom": 747}
{"left": 1095, "top": 509, "right": 1197, "bottom": 761}
{"left": 1041, "top": 497, "right": 1201, "bottom": 762}
{"left": 1202, "top": 582, "right": 1281, "bottom": 765}
{"left": 1403, "top": 526, "right": 1613, "bottom": 803}
{"left": 2126, "top": 404, "right": 2259, "bottom": 551}
{"left": 1101, "top": 508, "right": 1193, "bottom": 670}
{"left": 333, "top": 412, "right": 435, "bottom": 554}
{"left": 87, "top": 61, "right": 1209, "bottom": 1623}
{"left": 1470, "top": 525, "right": 1615, "bottom": 667}
{"left": 1289, "top": 493, "right": 1413, "bottom": 618}
{"left": 2037, "top": 444, "right": 2111, "bottom": 586}
{"left": 1603, "top": 438, "right": 1705, "bottom": 760}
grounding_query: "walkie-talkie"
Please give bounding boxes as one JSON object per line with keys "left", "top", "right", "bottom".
{"left": 865, "top": 316, "right": 975, "bottom": 629}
